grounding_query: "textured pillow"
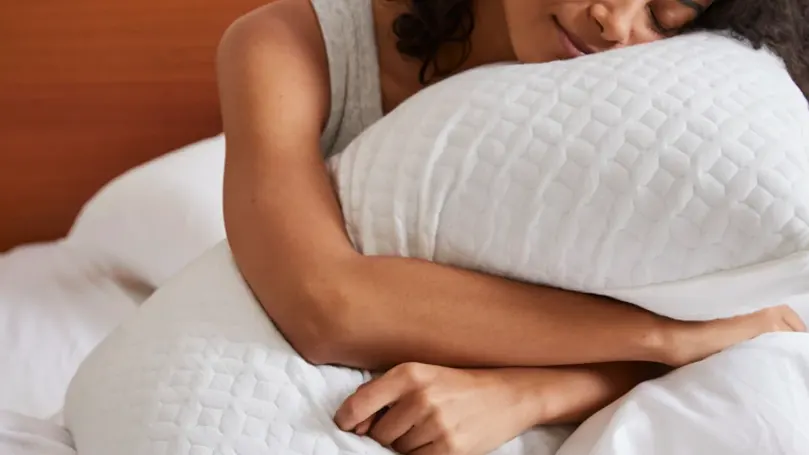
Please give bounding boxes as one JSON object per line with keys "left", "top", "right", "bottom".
{"left": 329, "top": 32, "right": 809, "bottom": 321}
{"left": 64, "top": 241, "right": 573, "bottom": 455}
{"left": 67, "top": 134, "right": 227, "bottom": 290}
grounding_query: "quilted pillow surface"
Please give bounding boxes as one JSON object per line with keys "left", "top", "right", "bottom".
{"left": 65, "top": 242, "right": 574, "bottom": 455}
{"left": 330, "top": 31, "right": 809, "bottom": 321}
{"left": 65, "top": 32, "right": 809, "bottom": 455}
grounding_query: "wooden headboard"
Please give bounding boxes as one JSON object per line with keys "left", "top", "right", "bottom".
{"left": 0, "top": 0, "right": 268, "bottom": 251}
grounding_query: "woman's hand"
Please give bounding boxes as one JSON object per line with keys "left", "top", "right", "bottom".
{"left": 333, "top": 363, "right": 545, "bottom": 455}
{"left": 334, "top": 362, "right": 670, "bottom": 454}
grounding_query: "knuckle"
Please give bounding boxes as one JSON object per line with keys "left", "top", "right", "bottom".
{"left": 413, "top": 389, "right": 436, "bottom": 409}
{"left": 341, "top": 400, "right": 362, "bottom": 422}
{"left": 397, "top": 362, "right": 426, "bottom": 381}
{"left": 393, "top": 362, "right": 435, "bottom": 389}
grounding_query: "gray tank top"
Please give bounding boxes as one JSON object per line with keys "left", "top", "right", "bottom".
{"left": 310, "top": 0, "right": 384, "bottom": 158}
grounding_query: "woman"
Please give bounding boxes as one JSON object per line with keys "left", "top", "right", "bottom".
{"left": 217, "top": 0, "right": 809, "bottom": 453}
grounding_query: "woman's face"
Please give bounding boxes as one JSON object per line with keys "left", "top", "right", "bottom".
{"left": 500, "top": 0, "right": 714, "bottom": 63}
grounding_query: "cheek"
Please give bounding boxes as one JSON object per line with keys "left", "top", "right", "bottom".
{"left": 510, "top": 20, "right": 563, "bottom": 63}
{"left": 501, "top": 0, "right": 540, "bottom": 25}
{"left": 632, "top": 28, "right": 667, "bottom": 46}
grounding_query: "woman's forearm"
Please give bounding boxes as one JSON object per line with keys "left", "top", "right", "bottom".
{"left": 220, "top": 108, "right": 673, "bottom": 370}
{"left": 222, "top": 123, "right": 676, "bottom": 371}
{"left": 504, "top": 362, "right": 668, "bottom": 427}
{"left": 224, "top": 144, "right": 778, "bottom": 372}
{"left": 317, "top": 255, "right": 672, "bottom": 370}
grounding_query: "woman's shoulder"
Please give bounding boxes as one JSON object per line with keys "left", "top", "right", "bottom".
{"left": 218, "top": 0, "right": 383, "bottom": 155}
{"left": 217, "top": 1, "right": 328, "bottom": 67}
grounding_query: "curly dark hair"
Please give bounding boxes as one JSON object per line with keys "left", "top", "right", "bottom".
{"left": 392, "top": 0, "right": 809, "bottom": 98}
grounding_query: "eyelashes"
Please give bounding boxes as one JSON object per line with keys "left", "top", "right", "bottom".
{"left": 646, "top": 0, "right": 705, "bottom": 36}
{"left": 647, "top": 4, "right": 676, "bottom": 35}
{"left": 675, "top": 0, "right": 706, "bottom": 14}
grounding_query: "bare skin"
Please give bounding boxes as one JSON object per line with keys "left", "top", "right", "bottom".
{"left": 217, "top": 0, "right": 806, "bottom": 452}
{"left": 335, "top": 362, "right": 668, "bottom": 455}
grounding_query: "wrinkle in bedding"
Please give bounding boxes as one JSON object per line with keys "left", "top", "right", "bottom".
{"left": 0, "top": 241, "right": 142, "bottom": 419}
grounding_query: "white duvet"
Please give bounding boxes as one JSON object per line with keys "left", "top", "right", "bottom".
{"left": 0, "top": 411, "right": 76, "bottom": 455}
{"left": 64, "top": 32, "right": 809, "bottom": 455}
{"left": 0, "top": 242, "right": 141, "bottom": 420}
{"left": 0, "top": 135, "right": 227, "bottom": 422}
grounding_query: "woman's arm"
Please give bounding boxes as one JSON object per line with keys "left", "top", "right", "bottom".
{"left": 216, "top": 0, "right": 800, "bottom": 371}
{"left": 334, "top": 362, "right": 667, "bottom": 454}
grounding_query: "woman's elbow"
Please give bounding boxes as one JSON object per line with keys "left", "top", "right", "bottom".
{"left": 261, "top": 282, "right": 362, "bottom": 367}
{"left": 285, "top": 313, "right": 354, "bottom": 366}
{"left": 226, "top": 228, "right": 366, "bottom": 366}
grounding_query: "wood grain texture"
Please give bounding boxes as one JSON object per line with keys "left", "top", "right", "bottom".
{"left": 0, "top": 0, "right": 268, "bottom": 251}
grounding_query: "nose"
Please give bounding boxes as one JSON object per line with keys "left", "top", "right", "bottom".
{"left": 590, "top": 2, "right": 639, "bottom": 46}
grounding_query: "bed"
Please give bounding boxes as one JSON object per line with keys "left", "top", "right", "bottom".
{"left": 4, "top": 1, "right": 809, "bottom": 455}
{"left": 1, "top": 0, "right": 264, "bottom": 451}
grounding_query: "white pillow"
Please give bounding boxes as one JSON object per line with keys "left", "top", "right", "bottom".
{"left": 67, "top": 134, "right": 227, "bottom": 289}
{"left": 64, "top": 241, "right": 573, "bottom": 455}
{"left": 329, "top": 32, "right": 809, "bottom": 321}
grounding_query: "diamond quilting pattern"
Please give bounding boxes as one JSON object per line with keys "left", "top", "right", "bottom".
{"left": 66, "top": 243, "right": 570, "bottom": 455}
{"left": 331, "top": 32, "right": 809, "bottom": 299}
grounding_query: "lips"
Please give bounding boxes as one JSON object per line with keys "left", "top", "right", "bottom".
{"left": 553, "top": 16, "right": 594, "bottom": 58}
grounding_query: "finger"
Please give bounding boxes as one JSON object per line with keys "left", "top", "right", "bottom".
{"left": 393, "top": 415, "right": 444, "bottom": 454}
{"left": 787, "top": 309, "right": 807, "bottom": 332}
{"left": 339, "top": 380, "right": 373, "bottom": 434}
{"left": 779, "top": 305, "right": 805, "bottom": 332}
{"left": 354, "top": 416, "right": 374, "bottom": 436}
{"left": 369, "top": 396, "right": 430, "bottom": 447}
{"left": 335, "top": 372, "right": 412, "bottom": 431}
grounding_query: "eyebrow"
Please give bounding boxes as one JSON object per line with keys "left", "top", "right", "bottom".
{"left": 677, "top": 0, "right": 707, "bottom": 13}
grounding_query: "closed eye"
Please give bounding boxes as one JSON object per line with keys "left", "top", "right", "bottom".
{"left": 647, "top": 0, "right": 707, "bottom": 36}
{"left": 647, "top": 5, "right": 677, "bottom": 36}
{"left": 646, "top": 5, "right": 674, "bottom": 35}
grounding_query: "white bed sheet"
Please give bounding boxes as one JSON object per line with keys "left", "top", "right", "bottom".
{"left": 0, "top": 410, "right": 76, "bottom": 455}
{"left": 0, "top": 240, "right": 146, "bottom": 420}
